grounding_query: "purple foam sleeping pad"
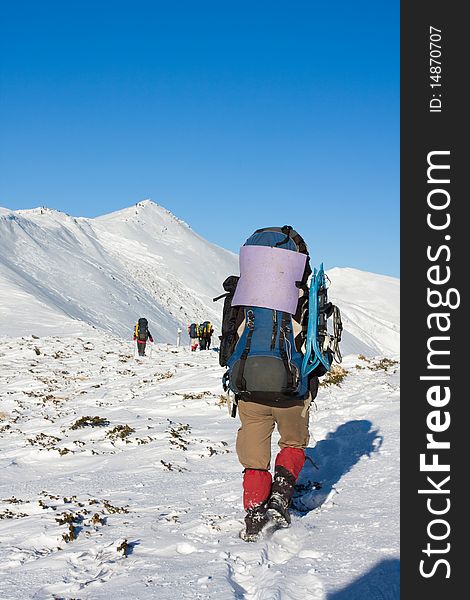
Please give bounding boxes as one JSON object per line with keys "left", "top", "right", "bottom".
{"left": 231, "top": 245, "right": 307, "bottom": 315}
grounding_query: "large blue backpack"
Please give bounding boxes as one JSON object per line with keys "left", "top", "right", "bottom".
{"left": 214, "top": 226, "right": 343, "bottom": 410}
{"left": 215, "top": 226, "right": 324, "bottom": 406}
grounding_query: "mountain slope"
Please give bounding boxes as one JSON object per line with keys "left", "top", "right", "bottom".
{"left": 0, "top": 201, "right": 399, "bottom": 356}
{"left": 92, "top": 201, "right": 238, "bottom": 336}
{"left": 327, "top": 267, "right": 400, "bottom": 357}
{"left": 0, "top": 202, "right": 237, "bottom": 342}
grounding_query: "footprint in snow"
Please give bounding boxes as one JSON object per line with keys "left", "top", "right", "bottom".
{"left": 225, "top": 525, "right": 325, "bottom": 600}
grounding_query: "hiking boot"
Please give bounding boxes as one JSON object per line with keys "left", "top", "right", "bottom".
{"left": 266, "top": 465, "right": 296, "bottom": 528}
{"left": 267, "top": 492, "right": 291, "bottom": 527}
{"left": 239, "top": 503, "right": 269, "bottom": 542}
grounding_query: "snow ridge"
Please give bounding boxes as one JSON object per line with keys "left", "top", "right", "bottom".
{"left": 0, "top": 201, "right": 399, "bottom": 356}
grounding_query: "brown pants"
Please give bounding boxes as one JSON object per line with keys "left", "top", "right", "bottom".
{"left": 236, "top": 400, "right": 310, "bottom": 471}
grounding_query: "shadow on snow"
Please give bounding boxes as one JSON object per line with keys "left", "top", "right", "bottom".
{"left": 293, "top": 419, "right": 383, "bottom": 513}
{"left": 327, "top": 558, "right": 400, "bottom": 600}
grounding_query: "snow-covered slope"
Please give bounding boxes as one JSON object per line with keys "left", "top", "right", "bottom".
{"left": 0, "top": 334, "right": 399, "bottom": 599}
{"left": 92, "top": 201, "right": 237, "bottom": 338}
{"left": 0, "top": 202, "right": 237, "bottom": 343}
{"left": 0, "top": 201, "right": 399, "bottom": 356}
{"left": 327, "top": 267, "right": 400, "bottom": 357}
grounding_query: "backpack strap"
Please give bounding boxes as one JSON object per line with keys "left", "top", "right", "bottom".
{"left": 236, "top": 309, "right": 255, "bottom": 392}
{"left": 279, "top": 312, "right": 295, "bottom": 393}
{"left": 270, "top": 310, "right": 278, "bottom": 351}
{"left": 213, "top": 291, "right": 229, "bottom": 302}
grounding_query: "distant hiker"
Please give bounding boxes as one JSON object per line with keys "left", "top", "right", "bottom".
{"left": 198, "top": 320, "right": 214, "bottom": 350}
{"left": 134, "top": 317, "right": 153, "bottom": 356}
{"left": 176, "top": 327, "right": 182, "bottom": 347}
{"left": 188, "top": 323, "right": 199, "bottom": 351}
{"left": 214, "top": 226, "right": 342, "bottom": 542}
{"left": 206, "top": 321, "right": 215, "bottom": 349}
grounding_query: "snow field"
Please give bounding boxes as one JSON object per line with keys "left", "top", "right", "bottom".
{"left": 1, "top": 334, "right": 399, "bottom": 599}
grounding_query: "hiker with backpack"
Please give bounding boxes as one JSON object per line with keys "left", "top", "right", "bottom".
{"left": 214, "top": 226, "right": 342, "bottom": 542}
{"left": 188, "top": 322, "right": 199, "bottom": 351}
{"left": 206, "top": 322, "right": 214, "bottom": 349}
{"left": 198, "top": 321, "right": 214, "bottom": 350}
{"left": 134, "top": 317, "right": 154, "bottom": 356}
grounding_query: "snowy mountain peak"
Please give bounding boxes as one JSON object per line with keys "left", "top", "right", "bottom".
{"left": 96, "top": 199, "right": 190, "bottom": 231}
{"left": 0, "top": 202, "right": 399, "bottom": 357}
{"left": 0, "top": 201, "right": 237, "bottom": 342}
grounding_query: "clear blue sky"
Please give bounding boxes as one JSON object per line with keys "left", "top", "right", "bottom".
{"left": 0, "top": 1, "right": 399, "bottom": 277}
